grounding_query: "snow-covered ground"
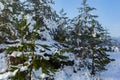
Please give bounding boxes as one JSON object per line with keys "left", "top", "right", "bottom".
{"left": 101, "top": 52, "right": 120, "bottom": 80}
{"left": 0, "top": 52, "right": 120, "bottom": 80}
{"left": 0, "top": 52, "right": 7, "bottom": 73}
{"left": 55, "top": 52, "right": 120, "bottom": 80}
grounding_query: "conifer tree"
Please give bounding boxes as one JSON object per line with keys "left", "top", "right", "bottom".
{"left": 69, "top": 0, "right": 114, "bottom": 75}
{"left": 5, "top": 13, "right": 69, "bottom": 80}
{"left": 0, "top": 0, "right": 18, "bottom": 44}
{"left": 50, "top": 8, "right": 74, "bottom": 70}
{"left": 50, "top": 9, "right": 69, "bottom": 44}
{"left": 0, "top": 0, "right": 72, "bottom": 79}
{"left": 0, "top": 0, "right": 115, "bottom": 79}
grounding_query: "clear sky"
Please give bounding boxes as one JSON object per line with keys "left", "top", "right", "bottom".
{"left": 53, "top": 0, "right": 120, "bottom": 37}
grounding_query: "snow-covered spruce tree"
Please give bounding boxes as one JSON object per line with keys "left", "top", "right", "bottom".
{"left": 0, "top": 0, "right": 71, "bottom": 80}
{"left": 7, "top": 15, "right": 67, "bottom": 80}
{"left": 0, "top": 0, "right": 19, "bottom": 44}
{"left": 0, "top": 0, "right": 21, "bottom": 67}
{"left": 69, "top": 0, "right": 114, "bottom": 75}
{"left": 50, "top": 9, "right": 69, "bottom": 44}
{"left": 50, "top": 8, "right": 74, "bottom": 70}
{"left": 24, "top": 0, "right": 72, "bottom": 73}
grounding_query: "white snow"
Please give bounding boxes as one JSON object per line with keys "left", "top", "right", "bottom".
{"left": 1, "top": 44, "right": 120, "bottom": 80}
{"left": 54, "top": 66, "right": 93, "bottom": 80}
{"left": 40, "top": 73, "right": 46, "bottom": 79}
{"left": 44, "top": 17, "right": 57, "bottom": 29}
{"left": 0, "top": 70, "right": 18, "bottom": 80}
{"left": 0, "top": 53, "right": 8, "bottom": 73}
{"left": 100, "top": 52, "right": 120, "bottom": 80}
{"left": 92, "top": 33, "right": 96, "bottom": 37}
{"left": 111, "top": 46, "right": 119, "bottom": 52}
{"left": 54, "top": 52, "right": 120, "bottom": 80}
{"left": 20, "top": 66, "right": 28, "bottom": 71}
{"left": 11, "top": 51, "right": 22, "bottom": 57}
{"left": 0, "top": 2, "right": 4, "bottom": 11}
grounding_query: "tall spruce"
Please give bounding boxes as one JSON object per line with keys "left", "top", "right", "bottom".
{"left": 50, "top": 9, "right": 69, "bottom": 44}
{"left": 0, "top": 0, "right": 71, "bottom": 79}
{"left": 69, "top": 0, "right": 114, "bottom": 75}
{"left": 0, "top": 0, "right": 19, "bottom": 44}
{"left": 50, "top": 8, "right": 74, "bottom": 70}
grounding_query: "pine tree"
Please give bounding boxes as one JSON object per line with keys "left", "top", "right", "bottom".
{"left": 0, "top": 0, "right": 71, "bottom": 79}
{"left": 0, "top": 0, "right": 115, "bottom": 79}
{"left": 50, "top": 8, "right": 74, "bottom": 70}
{"left": 6, "top": 13, "right": 69, "bottom": 80}
{"left": 69, "top": 0, "right": 114, "bottom": 75}
{"left": 0, "top": 0, "right": 18, "bottom": 44}
{"left": 50, "top": 9, "right": 69, "bottom": 44}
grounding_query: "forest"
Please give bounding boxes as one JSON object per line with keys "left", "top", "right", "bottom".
{"left": 0, "top": 0, "right": 119, "bottom": 80}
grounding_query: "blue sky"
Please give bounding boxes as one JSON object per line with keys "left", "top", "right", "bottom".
{"left": 53, "top": 0, "right": 120, "bottom": 37}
